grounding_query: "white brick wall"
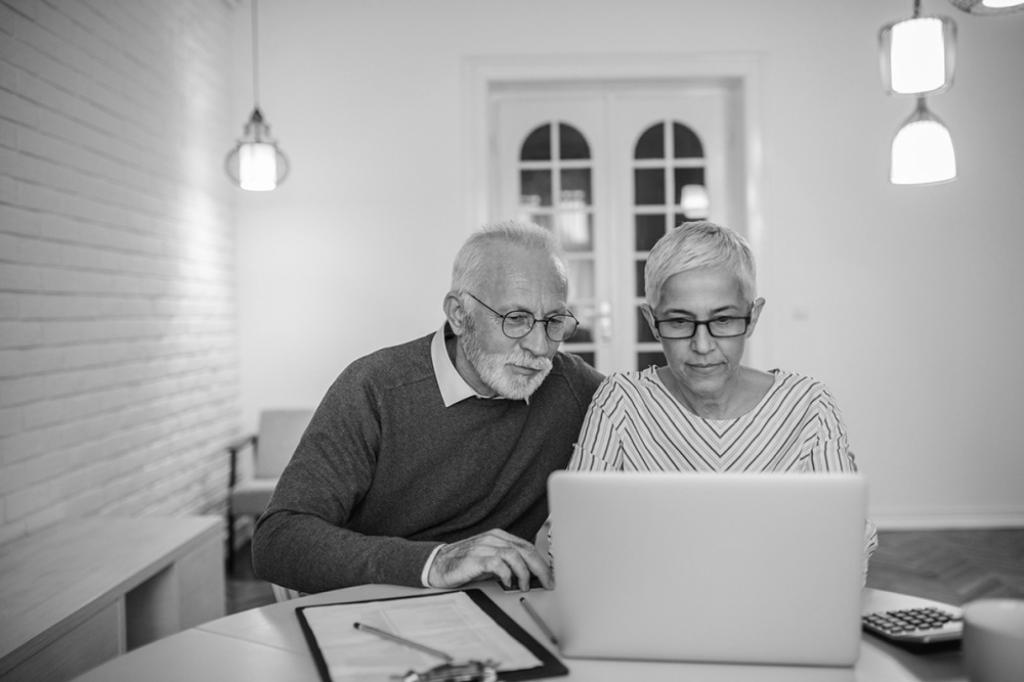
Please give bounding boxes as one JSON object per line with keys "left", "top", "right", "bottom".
{"left": 0, "top": 0, "right": 239, "bottom": 545}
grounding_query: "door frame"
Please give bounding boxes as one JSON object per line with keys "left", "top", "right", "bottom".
{"left": 461, "top": 52, "right": 768, "bottom": 368}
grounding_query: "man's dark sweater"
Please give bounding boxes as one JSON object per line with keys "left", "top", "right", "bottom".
{"left": 252, "top": 330, "right": 603, "bottom": 592}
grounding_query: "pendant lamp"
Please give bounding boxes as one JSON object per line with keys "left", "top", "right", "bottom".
{"left": 225, "top": 0, "right": 289, "bottom": 191}
{"left": 678, "top": 184, "right": 710, "bottom": 219}
{"left": 890, "top": 98, "right": 957, "bottom": 185}
{"left": 947, "top": 0, "right": 1024, "bottom": 15}
{"left": 879, "top": 0, "right": 957, "bottom": 96}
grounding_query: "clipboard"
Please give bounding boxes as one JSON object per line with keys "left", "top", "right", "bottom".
{"left": 296, "top": 589, "right": 568, "bottom": 681}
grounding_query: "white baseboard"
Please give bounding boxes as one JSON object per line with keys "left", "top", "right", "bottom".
{"left": 872, "top": 509, "right": 1024, "bottom": 530}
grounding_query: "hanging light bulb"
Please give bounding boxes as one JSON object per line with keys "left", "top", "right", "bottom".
{"left": 225, "top": 0, "right": 289, "bottom": 191}
{"left": 890, "top": 98, "right": 957, "bottom": 185}
{"left": 227, "top": 109, "right": 288, "bottom": 191}
{"left": 879, "top": 0, "right": 957, "bottom": 95}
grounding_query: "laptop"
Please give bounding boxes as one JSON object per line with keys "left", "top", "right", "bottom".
{"left": 547, "top": 471, "right": 867, "bottom": 666}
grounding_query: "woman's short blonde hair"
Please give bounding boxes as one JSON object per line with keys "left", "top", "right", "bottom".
{"left": 644, "top": 221, "right": 756, "bottom": 308}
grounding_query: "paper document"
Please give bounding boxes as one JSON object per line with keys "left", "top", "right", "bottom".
{"left": 300, "top": 591, "right": 542, "bottom": 681}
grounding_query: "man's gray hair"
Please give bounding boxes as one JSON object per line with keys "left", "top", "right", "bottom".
{"left": 451, "top": 220, "right": 567, "bottom": 293}
{"left": 644, "top": 221, "right": 757, "bottom": 308}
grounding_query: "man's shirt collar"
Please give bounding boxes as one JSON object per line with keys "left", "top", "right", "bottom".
{"left": 431, "top": 323, "right": 528, "bottom": 407}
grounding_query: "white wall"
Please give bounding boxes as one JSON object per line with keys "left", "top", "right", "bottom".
{"left": 235, "top": 0, "right": 1024, "bottom": 527}
{"left": 0, "top": 0, "right": 238, "bottom": 544}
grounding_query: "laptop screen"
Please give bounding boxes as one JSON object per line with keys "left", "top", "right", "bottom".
{"left": 547, "top": 471, "right": 867, "bottom": 666}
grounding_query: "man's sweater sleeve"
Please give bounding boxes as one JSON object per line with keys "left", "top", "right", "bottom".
{"left": 251, "top": 362, "right": 441, "bottom": 593}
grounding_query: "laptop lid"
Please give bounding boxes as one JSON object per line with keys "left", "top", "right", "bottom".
{"left": 547, "top": 471, "right": 867, "bottom": 666}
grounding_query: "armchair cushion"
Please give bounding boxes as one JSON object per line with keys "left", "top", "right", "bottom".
{"left": 230, "top": 480, "right": 281, "bottom": 517}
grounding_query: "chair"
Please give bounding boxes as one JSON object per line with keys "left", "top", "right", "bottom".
{"left": 226, "top": 408, "right": 314, "bottom": 570}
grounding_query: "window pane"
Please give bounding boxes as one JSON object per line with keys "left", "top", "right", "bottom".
{"left": 520, "top": 169, "right": 552, "bottom": 206}
{"left": 636, "top": 307, "right": 657, "bottom": 343}
{"left": 574, "top": 351, "right": 596, "bottom": 367}
{"left": 673, "top": 122, "right": 704, "bottom": 158}
{"left": 521, "top": 124, "right": 551, "bottom": 161}
{"left": 635, "top": 123, "right": 664, "bottom": 159}
{"left": 528, "top": 213, "right": 553, "bottom": 230}
{"left": 557, "top": 212, "right": 592, "bottom": 251}
{"left": 560, "top": 168, "right": 592, "bottom": 205}
{"left": 559, "top": 123, "right": 590, "bottom": 160}
{"left": 568, "top": 303, "right": 595, "bottom": 343}
{"left": 518, "top": 194, "right": 541, "bottom": 215}
{"left": 673, "top": 167, "right": 706, "bottom": 213}
{"left": 634, "top": 214, "right": 665, "bottom": 251}
{"left": 634, "top": 168, "right": 665, "bottom": 205}
{"left": 637, "top": 351, "right": 665, "bottom": 371}
{"left": 635, "top": 258, "right": 646, "bottom": 298}
{"left": 567, "top": 259, "right": 595, "bottom": 298}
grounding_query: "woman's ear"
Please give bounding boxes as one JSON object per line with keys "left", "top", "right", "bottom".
{"left": 443, "top": 292, "right": 468, "bottom": 336}
{"left": 746, "top": 297, "right": 766, "bottom": 337}
{"left": 640, "top": 303, "right": 660, "bottom": 341}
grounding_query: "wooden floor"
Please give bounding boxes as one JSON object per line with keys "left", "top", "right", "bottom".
{"left": 225, "top": 542, "right": 275, "bottom": 614}
{"left": 225, "top": 528, "right": 1024, "bottom": 614}
{"left": 866, "top": 528, "right": 1024, "bottom": 605}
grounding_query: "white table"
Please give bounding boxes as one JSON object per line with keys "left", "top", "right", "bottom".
{"left": 72, "top": 585, "right": 966, "bottom": 681}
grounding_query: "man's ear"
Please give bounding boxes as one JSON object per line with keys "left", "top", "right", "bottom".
{"left": 640, "top": 303, "right": 660, "bottom": 341}
{"left": 746, "top": 297, "right": 766, "bottom": 337}
{"left": 443, "top": 292, "right": 468, "bottom": 336}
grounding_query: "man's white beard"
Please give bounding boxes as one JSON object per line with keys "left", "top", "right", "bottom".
{"left": 461, "top": 319, "right": 553, "bottom": 400}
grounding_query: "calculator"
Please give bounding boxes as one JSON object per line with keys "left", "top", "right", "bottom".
{"left": 862, "top": 605, "right": 963, "bottom": 646}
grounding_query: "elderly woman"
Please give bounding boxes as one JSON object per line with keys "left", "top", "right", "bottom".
{"left": 565, "top": 221, "right": 877, "bottom": 568}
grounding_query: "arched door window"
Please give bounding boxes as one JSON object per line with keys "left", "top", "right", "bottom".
{"left": 632, "top": 121, "right": 708, "bottom": 370}
{"left": 493, "top": 86, "right": 736, "bottom": 374}
{"left": 516, "top": 121, "right": 597, "bottom": 367}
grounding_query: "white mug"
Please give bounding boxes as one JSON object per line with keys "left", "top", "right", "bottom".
{"left": 962, "top": 598, "right": 1024, "bottom": 682}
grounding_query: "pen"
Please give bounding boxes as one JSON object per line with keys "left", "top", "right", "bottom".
{"left": 519, "top": 596, "right": 559, "bottom": 646}
{"left": 353, "top": 622, "right": 454, "bottom": 662}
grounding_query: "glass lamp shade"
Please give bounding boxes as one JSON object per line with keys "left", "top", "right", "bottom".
{"left": 948, "top": 0, "right": 1024, "bottom": 14}
{"left": 879, "top": 15, "right": 956, "bottom": 95}
{"left": 678, "top": 184, "right": 710, "bottom": 219}
{"left": 890, "top": 99, "right": 957, "bottom": 185}
{"left": 225, "top": 108, "right": 289, "bottom": 191}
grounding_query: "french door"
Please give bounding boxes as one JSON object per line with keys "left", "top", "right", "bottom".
{"left": 491, "top": 84, "right": 738, "bottom": 374}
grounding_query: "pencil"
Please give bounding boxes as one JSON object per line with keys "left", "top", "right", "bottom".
{"left": 519, "top": 596, "right": 559, "bottom": 646}
{"left": 353, "top": 622, "right": 453, "bottom": 662}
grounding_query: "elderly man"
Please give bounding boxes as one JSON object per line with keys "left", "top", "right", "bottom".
{"left": 252, "top": 221, "right": 603, "bottom": 593}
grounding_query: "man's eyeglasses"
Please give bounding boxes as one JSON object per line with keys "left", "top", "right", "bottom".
{"left": 465, "top": 292, "right": 579, "bottom": 342}
{"left": 652, "top": 312, "right": 752, "bottom": 339}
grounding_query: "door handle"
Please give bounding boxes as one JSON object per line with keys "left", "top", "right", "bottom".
{"left": 596, "top": 301, "right": 612, "bottom": 342}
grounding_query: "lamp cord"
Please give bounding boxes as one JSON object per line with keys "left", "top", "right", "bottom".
{"left": 251, "top": 0, "right": 260, "bottom": 107}
{"left": 913, "top": 0, "right": 921, "bottom": 17}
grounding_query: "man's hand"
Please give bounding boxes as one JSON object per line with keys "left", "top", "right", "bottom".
{"left": 428, "top": 529, "right": 552, "bottom": 591}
